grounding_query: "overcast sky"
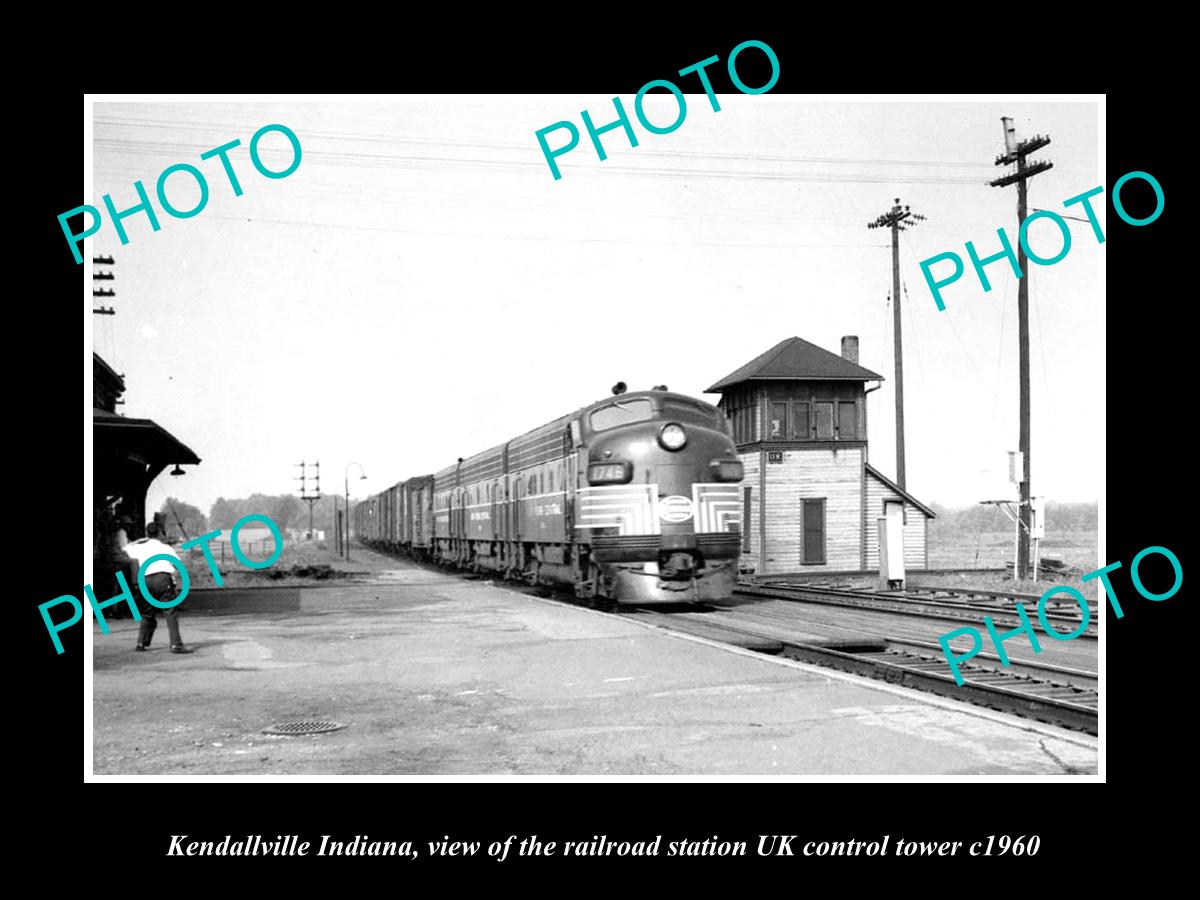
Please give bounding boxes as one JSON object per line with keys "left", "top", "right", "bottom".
{"left": 88, "top": 97, "right": 1102, "bottom": 518}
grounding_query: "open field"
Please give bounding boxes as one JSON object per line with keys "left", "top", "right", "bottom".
{"left": 182, "top": 538, "right": 397, "bottom": 588}
{"left": 928, "top": 527, "right": 1097, "bottom": 573}
{"left": 922, "top": 526, "right": 1098, "bottom": 594}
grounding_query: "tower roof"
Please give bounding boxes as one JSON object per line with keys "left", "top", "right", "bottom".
{"left": 706, "top": 336, "right": 884, "bottom": 392}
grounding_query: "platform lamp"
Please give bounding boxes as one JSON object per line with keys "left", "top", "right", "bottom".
{"left": 170, "top": 464, "right": 185, "bottom": 476}
{"left": 345, "top": 462, "right": 367, "bottom": 560}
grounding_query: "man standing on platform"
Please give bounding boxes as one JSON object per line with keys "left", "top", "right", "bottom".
{"left": 123, "top": 521, "right": 193, "bottom": 654}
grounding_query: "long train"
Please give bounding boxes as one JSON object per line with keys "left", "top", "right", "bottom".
{"left": 353, "top": 387, "right": 744, "bottom": 606}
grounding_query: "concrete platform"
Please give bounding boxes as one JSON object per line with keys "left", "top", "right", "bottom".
{"left": 91, "top": 565, "right": 1098, "bottom": 776}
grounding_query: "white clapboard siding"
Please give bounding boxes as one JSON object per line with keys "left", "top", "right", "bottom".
{"left": 864, "top": 469, "right": 929, "bottom": 570}
{"left": 739, "top": 447, "right": 865, "bottom": 574}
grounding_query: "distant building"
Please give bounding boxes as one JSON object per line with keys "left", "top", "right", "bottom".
{"left": 287, "top": 528, "right": 325, "bottom": 542}
{"left": 707, "top": 336, "right": 934, "bottom": 575}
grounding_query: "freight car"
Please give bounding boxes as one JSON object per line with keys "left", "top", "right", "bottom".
{"left": 354, "top": 387, "right": 743, "bottom": 607}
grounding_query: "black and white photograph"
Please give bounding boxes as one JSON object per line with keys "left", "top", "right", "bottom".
{"left": 81, "top": 90, "right": 1108, "bottom": 779}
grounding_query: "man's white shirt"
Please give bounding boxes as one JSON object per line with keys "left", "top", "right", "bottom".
{"left": 123, "top": 538, "right": 181, "bottom": 576}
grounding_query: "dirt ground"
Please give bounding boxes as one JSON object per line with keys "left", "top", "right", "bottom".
{"left": 184, "top": 540, "right": 402, "bottom": 588}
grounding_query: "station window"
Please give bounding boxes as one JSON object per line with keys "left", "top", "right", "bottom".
{"left": 792, "top": 402, "right": 810, "bottom": 440}
{"left": 837, "top": 401, "right": 857, "bottom": 439}
{"left": 815, "top": 402, "right": 834, "bottom": 440}
{"left": 731, "top": 407, "right": 743, "bottom": 442}
{"left": 769, "top": 402, "right": 787, "bottom": 440}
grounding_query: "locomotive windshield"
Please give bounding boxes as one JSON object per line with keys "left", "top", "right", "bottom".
{"left": 590, "top": 399, "right": 653, "bottom": 431}
{"left": 662, "top": 398, "right": 719, "bottom": 422}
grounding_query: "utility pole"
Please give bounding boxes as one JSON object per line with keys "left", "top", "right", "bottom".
{"left": 333, "top": 495, "right": 341, "bottom": 555}
{"left": 867, "top": 199, "right": 925, "bottom": 491}
{"left": 295, "top": 459, "right": 322, "bottom": 540}
{"left": 312, "top": 460, "right": 320, "bottom": 539}
{"left": 989, "top": 118, "right": 1052, "bottom": 581}
{"left": 92, "top": 256, "right": 116, "bottom": 316}
{"left": 344, "top": 463, "right": 366, "bottom": 561}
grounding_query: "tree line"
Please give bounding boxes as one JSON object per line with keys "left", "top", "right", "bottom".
{"left": 926, "top": 500, "right": 1097, "bottom": 533}
{"left": 155, "top": 494, "right": 345, "bottom": 541}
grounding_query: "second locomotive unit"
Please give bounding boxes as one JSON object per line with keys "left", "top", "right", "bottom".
{"left": 356, "top": 386, "right": 743, "bottom": 606}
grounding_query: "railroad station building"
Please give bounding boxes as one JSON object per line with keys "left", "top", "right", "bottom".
{"left": 93, "top": 352, "right": 200, "bottom": 576}
{"left": 707, "top": 336, "right": 934, "bottom": 576}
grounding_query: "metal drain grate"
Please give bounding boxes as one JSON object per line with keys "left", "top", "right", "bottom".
{"left": 263, "top": 721, "right": 348, "bottom": 736}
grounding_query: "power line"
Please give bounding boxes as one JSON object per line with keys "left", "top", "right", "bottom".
{"left": 1031, "top": 279, "right": 1051, "bottom": 399}
{"left": 1031, "top": 208, "right": 1093, "bottom": 224}
{"left": 94, "top": 114, "right": 997, "bottom": 169}
{"left": 91, "top": 137, "right": 992, "bottom": 185}
{"left": 199, "top": 212, "right": 890, "bottom": 250}
{"left": 902, "top": 279, "right": 927, "bottom": 397}
{"left": 992, "top": 274, "right": 1008, "bottom": 426}
{"left": 901, "top": 231, "right": 988, "bottom": 392}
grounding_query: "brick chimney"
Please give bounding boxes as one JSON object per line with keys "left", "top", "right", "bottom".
{"left": 841, "top": 335, "right": 859, "bottom": 365}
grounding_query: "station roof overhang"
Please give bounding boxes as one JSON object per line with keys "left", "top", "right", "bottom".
{"left": 93, "top": 408, "right": 201, "bottom": 467}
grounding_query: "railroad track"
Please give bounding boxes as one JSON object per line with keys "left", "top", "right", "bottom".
{"left": 365, "top": 551, "right": 1099, "bottom": 733}
{"left": 626, "top": 606, "right": 1098, "bottom": 735}
{"left": 738, "top": 581, "right": 1097, "bottom": 637}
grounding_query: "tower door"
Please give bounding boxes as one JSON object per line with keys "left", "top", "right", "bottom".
{"left": 801, "top": 498, "right": 826, "bottom": 565}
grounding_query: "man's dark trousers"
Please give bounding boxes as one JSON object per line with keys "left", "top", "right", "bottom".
{"left": 136, "top": 571, "right": 181, "bottom": 648}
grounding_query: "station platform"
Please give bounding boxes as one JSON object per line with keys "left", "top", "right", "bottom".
{"left": 91, "top": 562, "right": 1098, "bottom": 776}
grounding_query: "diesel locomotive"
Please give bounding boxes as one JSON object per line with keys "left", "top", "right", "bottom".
{"left": 354, "top": 386, "right": 743, "bottom": 606}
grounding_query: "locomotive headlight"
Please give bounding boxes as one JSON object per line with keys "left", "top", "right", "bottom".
{"left": 587, "top": 461, "right": 632, "bottom": 484}
{"left": 711, "top": 460, "right": 744, "bottom": 481}
{"left": 658, "top": 423, "right": 687, "bottom": 451}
